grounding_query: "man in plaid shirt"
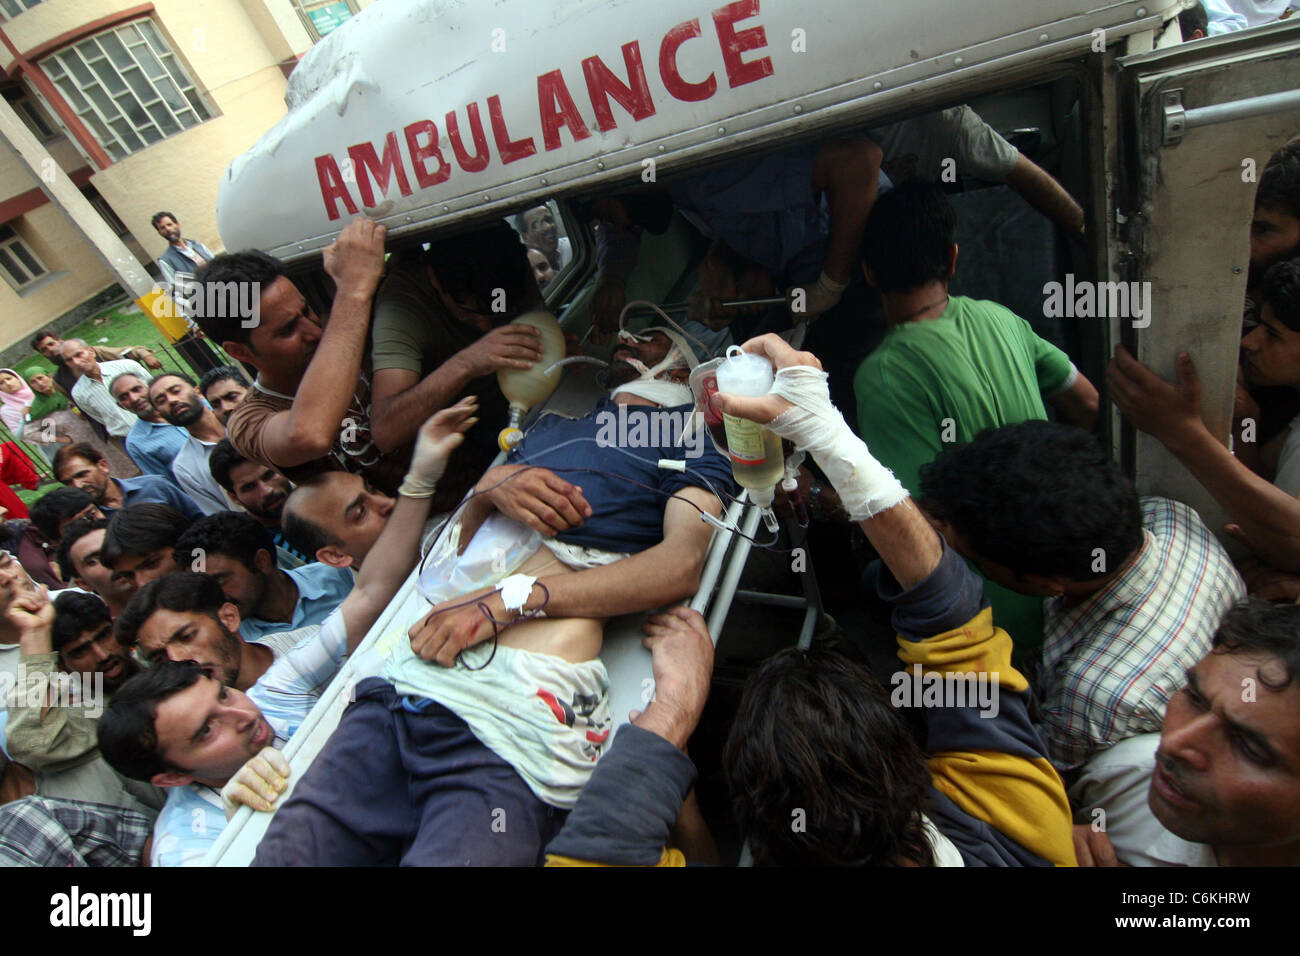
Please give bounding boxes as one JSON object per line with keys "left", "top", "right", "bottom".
{"left": 920, "top": 421, "right": 1245, "bottom": 770}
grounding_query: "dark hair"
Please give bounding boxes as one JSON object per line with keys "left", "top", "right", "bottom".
{"left": 862, "top": 181, "right": 958, "bottom": 294}
{"left": 99, "top": 661, "right": 204, "bottom": 781}
{"left": 194, "top": 250, "right": 287, "bottom": 346}
{"left": 29, "top": 487, "right": 96, "bottom": 542}
{"left": 150, "top": 211, "right": 177, "bottom": 229}
{"left": 51, "top": 590, "right": 112, "bottom": 653}
{"left": 1260, "top": 257, "right": 1300, "bottom": 332}
{"left": 56, "top": 516, "right": 109, "bottom": 580}
{"left": 148, "top": 371, "right": 197, "bottom": 391}
{"left": 1211, "top": 598, "right": 1300, "bottom": 691}
{"left": 1178, "top": 1, "right": 1208, "bottom": 40}
{"left": 920, "top": 421, "right": 1142, "bottom": 581}
{"left": 29, "top": 329, "right": 56, "bottom": 350}
{"left": 101, "top": 504, "right": 193, "bottom": 568}
{"left": 199, "top": 365, "right": 249, "bottom": 396}
{"left": 281, "top": 477, "right": 345, "bottom": 558}
{"left": 723, "top": 645, "right": 934, "bottom": 866}
{"left": 52, "top": 442, "right": 105, "bottom": 478}
{"left": 1258, "top": 142, "right": 1300, "bottom": 221}
{"left": 173, "top": 512, "right": 275, "bottom": 574}
{"left": 426, "top": 221, "right": 539, "bottom": 316}
{"left": 114, "top": 571, "right": 228, "bottom": 649}
{"left": 208, "top": 438, "right": 247, "bottom": 494}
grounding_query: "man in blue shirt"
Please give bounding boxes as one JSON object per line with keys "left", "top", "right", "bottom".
{"left": 110, "top": 372, "right": 187, "bottom": 481}
{"left": 52, "top": 442, "right": 202, "bottom": 520}
{"left": 172, "top": 513, "right": 354, "bottom": 643}
{"left": 96, "top": 401, "right": 476, "bottom": 865}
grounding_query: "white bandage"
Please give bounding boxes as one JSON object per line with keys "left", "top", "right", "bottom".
{"left": 766, "top": 365, "right": 908, "bottom": 521}
{"left": 497, "top": 573, "right": 537, "bottom": 613}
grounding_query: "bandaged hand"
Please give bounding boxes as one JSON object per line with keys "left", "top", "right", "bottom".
{"left": 786, "top": 271, "right": 847, "bottom": 319}
{"left": 712, "top": 334, "right": 907, "bottom": 522}
{"left": 220, "top": 746, "right": 291, "bottom": 818}
{"left": 399, "top": 397, "right": 479, "bottom": 499}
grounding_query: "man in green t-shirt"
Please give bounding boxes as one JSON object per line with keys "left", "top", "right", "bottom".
{"left": 853, "top": 182, "right": 1099, "bottom": 653}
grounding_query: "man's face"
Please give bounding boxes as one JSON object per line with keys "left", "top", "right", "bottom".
{"left": 111, "top": 374, "right": 155, "bottom": 419}
{"left": 67, "top": 528, "right": 128, "bottom": 602}
{"left": 527, "top": 248, "right": 555, "bottom": 289}
{"left": 226, "top": 460, "right": 290, "bottom": 521}
{"left": 134, "top": 606, "right": 243, "bottom": 686}
{"left": 149, "top": 375, "right": 205, "bottom": 427}
{"left": 291, "top": 472, "right": 393, "bottom": 567}
{"left": 60, "top": 343, "right": 97, "bottom": 377}
{"left": 1149, "top": 649, "right": 1300, "bottom": 850}
{"left": 602, "top": 332, "right": 675, "bottom": 389}
{"left": 241, "top": 277, "right": 322, "bottom": 376}
{"left": 151, "top": 675, "right": 272, "bottom": 785}
{"left": 34, "top": 336, "right": 62, "bottom": 362}
{"left": 203, "top": 377, "right": 248, "bottom": 426}
{"left": 1241, "top": 304, "right": 1300, "bottom": 389}
{"left": 0, "top": 550, "right": 37, "bottom": 624}
{"left": 56, "top": 455, "right": 110, "bottom": 503}
{"left": 202, "top": 553, "right": 267, "bottom": 620}
{"left": 59, "top": 619, "right": 134, "bottom": 690}
{"left": 154, "top": 216, "right": 181, "bottom": 243}
{"left": 1250, "top": 206, "right": 1300, "bottom": 272}
{"left": 108, "top": 547, "right": 177, "bottom": 595}
{"left": 522, "top": 207, "right": 557, "bottom": 255}
{"left": 28, "top": 373, "right": 55, "bottom": 396}
{"left": 56, "top": 503, "right": 104, "bottom": 541}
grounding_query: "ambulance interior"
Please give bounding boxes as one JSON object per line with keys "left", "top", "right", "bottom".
{"left": 241, "top": 77, "right": 1113, "bottom": 864}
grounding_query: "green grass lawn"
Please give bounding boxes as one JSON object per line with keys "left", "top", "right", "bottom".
{"left": 9, "top": 301, "right": 234, "bottom": 507}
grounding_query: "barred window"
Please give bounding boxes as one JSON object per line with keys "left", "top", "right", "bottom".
{"left": 0, "top": 0, "right": 45, "bottom": 20}
{"left": 42, "top": 19, "right": 212, "bottom": 161}
{"left": 0, "top": 225, "right": 48, "bottom": 291}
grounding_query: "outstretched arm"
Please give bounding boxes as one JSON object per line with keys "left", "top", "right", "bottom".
{"left": 1109, "top": 345, "right": 1300, "bottom": 570}
{"left": 409, "top": 484, "right": 719, "bottom": 666}
{"left": 713, "top": 334, "right": 941, "bottom": 588}
{"left": 338, "top": 398, "right": 479, "bottom": 649}
{"left": 253, "top": 218, "right": 386, "bottom": 467}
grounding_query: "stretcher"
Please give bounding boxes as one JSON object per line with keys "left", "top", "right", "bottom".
{"left": 207, "top": 370, "right": 821, "bottom": 866}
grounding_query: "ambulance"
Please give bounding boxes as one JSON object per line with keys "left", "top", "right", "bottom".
{"left": 217, "top": 0, "right": 1300, "bottom": 530}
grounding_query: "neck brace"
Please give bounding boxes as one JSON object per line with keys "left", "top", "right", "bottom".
{"left": 609, "top": 326, "right": 701, "bottom": 406}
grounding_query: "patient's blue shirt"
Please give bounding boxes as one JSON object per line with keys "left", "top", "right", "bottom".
{"left": 507, "top": 400, "right": 736, "bottom": 553}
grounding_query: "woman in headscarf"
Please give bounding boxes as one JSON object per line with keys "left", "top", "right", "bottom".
{"left": 1, "top": 368, "right": 139, "bottom": 475}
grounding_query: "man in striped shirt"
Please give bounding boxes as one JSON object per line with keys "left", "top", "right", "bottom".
{"left": 920, "top": 421, "right": 1245, "bottom": 770}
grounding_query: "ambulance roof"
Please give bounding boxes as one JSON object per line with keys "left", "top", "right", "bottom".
{"left": 218, "top": 0, "right": 1179, "bottom": 260}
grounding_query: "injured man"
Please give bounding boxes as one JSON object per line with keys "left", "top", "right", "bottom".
{"left": 248, "top": 327, "right": 736, "bottom": 865}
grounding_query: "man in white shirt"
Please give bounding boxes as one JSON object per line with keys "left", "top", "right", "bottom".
{"left": 1209, "top": 0, "right": 1297, "bottom": 31}
{"left": 148, "top": 372, "right": 236, "bottom": 515}
{"left": 61, "top": 340, "right": 150, "bottom": 440}
{"left": 1071, "top": 599, "right": 1300, "bottom": 866}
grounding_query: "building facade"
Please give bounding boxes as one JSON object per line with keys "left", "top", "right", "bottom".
{"left": 0, "top": 0, "right": 368, "bottom": 349}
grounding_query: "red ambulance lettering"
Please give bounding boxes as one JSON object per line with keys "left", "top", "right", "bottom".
{"left": 347, "top": 131, "right": 413, "bottom": 206}
{"left": 314, "top": 154, "right": 359, "bottom": 221}
{"left": 488, "top": 93, "right": 538, "bottom": 164}
{"left": 446, "top": 102, "right": 491, "bottom": 173}
{"left": 582, "top": 41, "right": 656, "bottom": 132}
{"left": 659, "top": 18, "right": 717, "bottom": 102}
{"left": 713, "top": 0, "right": 773, "bottom": 88}
{"left": 538, "top": 69, "right": 592, "bottom": 151}
{"left": 403, "top": 120, "right": 451, "bottom": 188}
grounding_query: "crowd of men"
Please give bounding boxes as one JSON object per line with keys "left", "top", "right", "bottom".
{"left": 0, "top": 82, "right": 1297, "bottom": 870}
